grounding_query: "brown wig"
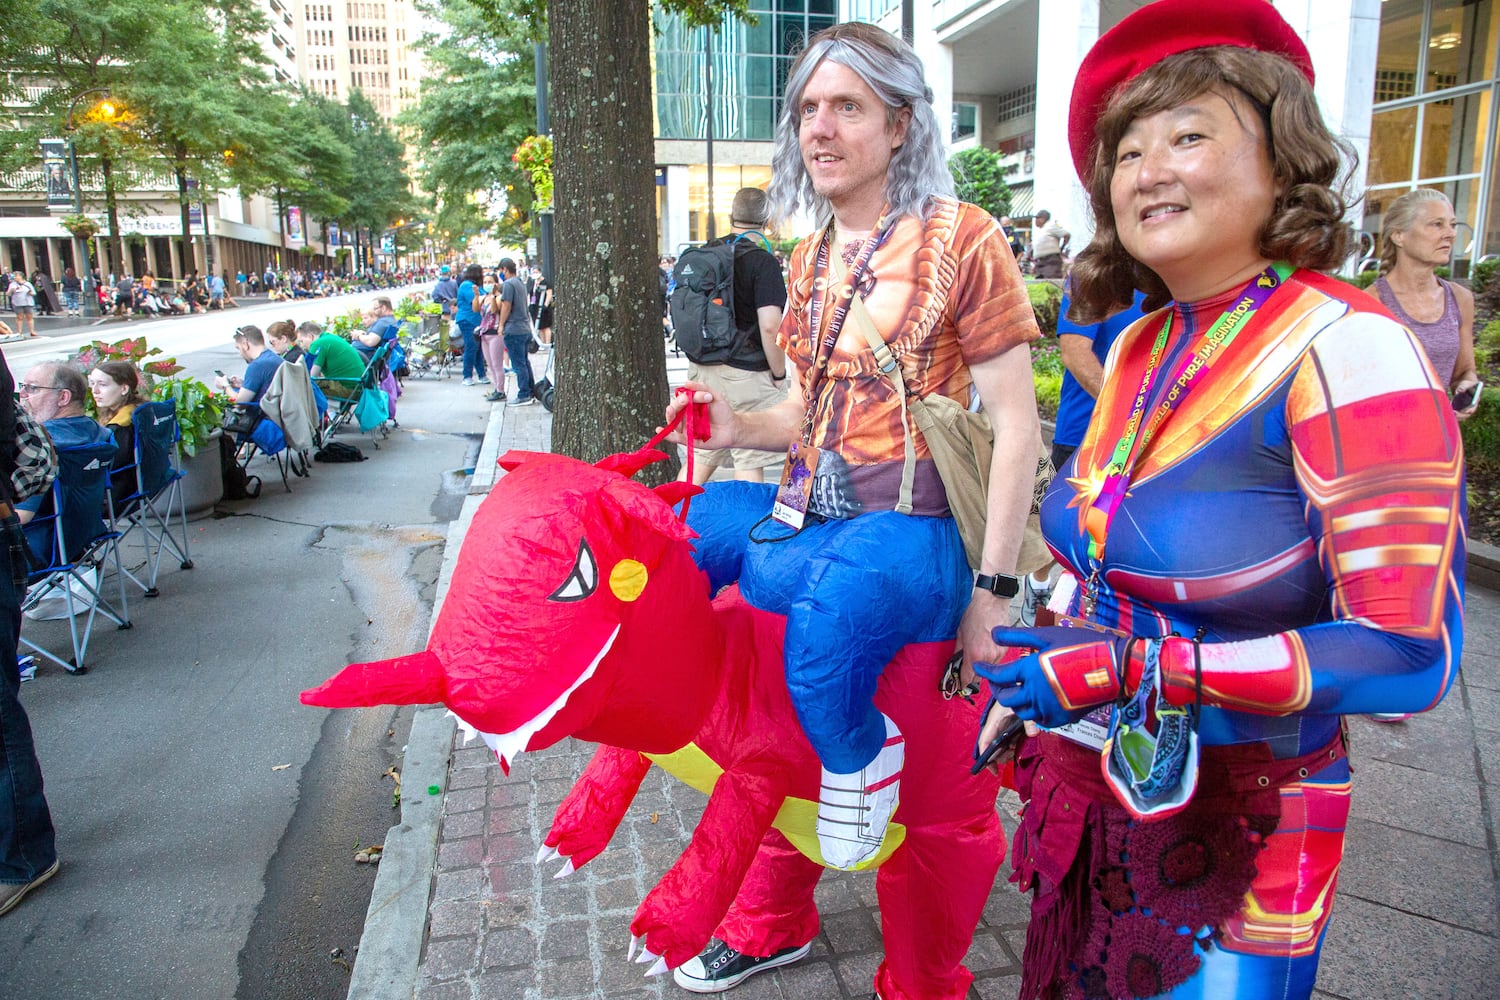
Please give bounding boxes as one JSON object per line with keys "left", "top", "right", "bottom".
{"left": 1068, "top": 46, "right": 1357, "bottom": 323}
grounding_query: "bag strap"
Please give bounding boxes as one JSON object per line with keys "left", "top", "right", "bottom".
{"left": 847, "top": 289, "right": 916, "bottom": 516}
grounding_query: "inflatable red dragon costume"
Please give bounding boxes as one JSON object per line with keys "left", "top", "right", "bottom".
{"left": 302, "top": 439, "right": 1004, "bottom": 1000}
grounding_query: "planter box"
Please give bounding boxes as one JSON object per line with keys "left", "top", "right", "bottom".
{"left": 181, "top": 428, "right": 224, "bottom": 521}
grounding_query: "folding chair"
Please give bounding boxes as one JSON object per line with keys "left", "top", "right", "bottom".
{"left": 316, "top": 344, "right": 390, "bottom": 444}
{"left": 110, "top": 401, "right": 193, "bottom": 597}
{"left": 21, "top": 440, "right": 132, "bottom": 674}
{"left": 260, "top": 359, "right": 322, "bottom": 481}
{"left": 232, "top": 404, "right": 303, "bottom": 494}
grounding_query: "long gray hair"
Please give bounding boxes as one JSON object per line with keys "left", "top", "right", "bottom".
{"left": 767, "top": 22, "right": 953, "bottom": 230}
{"left": 1378, "top": 188, "right": 1451, "bottom": 275}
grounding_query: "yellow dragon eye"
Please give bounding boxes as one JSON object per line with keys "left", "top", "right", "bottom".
{"left": 608, "top": 559, "right": 648, "bottom": 602}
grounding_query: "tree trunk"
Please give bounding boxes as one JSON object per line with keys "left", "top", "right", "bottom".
{"left": 173, "top": 153, "right": 193, "bottom": 278}
{"left": 549, "top": 0, "right": 675, "bottom": 481}
{"left": 102, "top": 156, "right": 124, "bottom": 278}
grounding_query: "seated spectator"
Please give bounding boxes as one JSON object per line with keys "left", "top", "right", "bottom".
{"left": 296, "top": 321, "right": 364, "bottom": 398}
{"left": 16, "top": 363, "right": 111, "bottom": 563}
{"left": 214, "top": 325, "right": 283, "bottom": 404}
{"left": 266, "top": 319, "right": 303, "bottom": 364}
{"left": 350, "top": 296, "right": 400, "bottom": 361}
{"left": 112, "top": 274, "right": 134, "bottom": 318}
{"left": 88, "top": 361, "right": 147, "bottom": 504}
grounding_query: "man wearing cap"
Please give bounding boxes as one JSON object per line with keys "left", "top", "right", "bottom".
{"left": 1028, "top": 209, "right": 1070, "bottom": 279}
{"left": 431, "top": 265, "right": 457, "bottom": 321}
{"left": 678, "top": 187, "right": 788, "bottom": 486}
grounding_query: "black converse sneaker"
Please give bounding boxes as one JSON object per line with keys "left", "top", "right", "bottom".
{"left": 672, "top": 938, "right": 811, "bottom": 993}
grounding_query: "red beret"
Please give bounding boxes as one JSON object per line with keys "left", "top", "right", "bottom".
{"left": 1068, "top": 0, "right": 1315, "bottom": 182}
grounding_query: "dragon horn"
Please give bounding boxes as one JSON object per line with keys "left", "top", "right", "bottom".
{"left": 300, "top": 651, "right": 447, "bottom": 709}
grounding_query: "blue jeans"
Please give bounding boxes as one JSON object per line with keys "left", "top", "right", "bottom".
{"left": 0, "top": 516, "right": 56, "bottom": 884}
{"left": 62, "top": 290, "right": 79, "bottom": 313}
{"left": 504, "top": 333, "right": 536, "bottom": 401}
{"left": 686, "top": 482, "right": 972, "bottom": 772}
{"left": 457, "top": 318, "right": 485, "bottom": 380}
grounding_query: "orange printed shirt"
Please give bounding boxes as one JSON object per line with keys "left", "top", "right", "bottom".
{"left": 779, "top": 197, "right": 1037, "bottom": 517}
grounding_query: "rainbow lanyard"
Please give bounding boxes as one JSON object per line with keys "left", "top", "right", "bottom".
{"left": 1083, "top": 263, "right": 1292, "bottom": 563}
{"left": 799, "top": 215, "right": 896, "bottom": 444}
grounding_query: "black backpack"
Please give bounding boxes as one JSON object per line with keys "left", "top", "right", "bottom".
{"left": 669, "top": 236, "right": 748, "bottom": 365}
{"left": 314, "top": 441, "right": 366, "bottom": 463}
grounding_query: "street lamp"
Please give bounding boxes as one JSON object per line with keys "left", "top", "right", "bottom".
{"left": 63, "top": 89, "right": 117, "bottom": 319}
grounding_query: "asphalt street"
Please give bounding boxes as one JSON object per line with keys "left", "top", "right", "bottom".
{"left": 0, "top": 292, "right": 496, "bottom": 999}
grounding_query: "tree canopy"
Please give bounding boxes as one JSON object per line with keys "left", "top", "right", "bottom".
{"left": 948, "top": 146, "right": 1013, "bottom": 221}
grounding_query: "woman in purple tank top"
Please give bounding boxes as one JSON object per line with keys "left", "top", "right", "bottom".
{"left": 1368, "top": 189, "right": 1479, "bottom": 420}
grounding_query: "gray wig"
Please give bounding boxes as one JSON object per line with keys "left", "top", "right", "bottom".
{"left": 767, "top": 22, "right": 954, "bottom": 230}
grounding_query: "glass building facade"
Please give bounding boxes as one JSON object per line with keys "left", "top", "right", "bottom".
{"left": 654, "top": 0, "right": 837, "bottom": 143}
{"left": 1367, "top": 0, "right": 1499, "bottom": 275}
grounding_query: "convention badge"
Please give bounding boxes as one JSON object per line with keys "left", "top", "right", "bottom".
{"left": 771, "top": 441, "right": 821, "bottom": 530}
{"left": 1049, "top": 706, "right": 1113, "bottom": 751}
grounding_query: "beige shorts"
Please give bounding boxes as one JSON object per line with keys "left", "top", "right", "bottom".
{"left": 685, "top": 362, "right": 787, "bottom": 471}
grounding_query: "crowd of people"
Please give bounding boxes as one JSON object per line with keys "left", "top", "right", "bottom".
{"left": 433, "top": 260, "right": 551, "bottom": 406}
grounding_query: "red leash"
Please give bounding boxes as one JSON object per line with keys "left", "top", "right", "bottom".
{"left": 638, "top": 387, "right": 710, "bottom": 518}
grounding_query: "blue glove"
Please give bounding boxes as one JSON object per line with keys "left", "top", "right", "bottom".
{"left": 974, "top": 626, "right": 1130, "bottom": 729}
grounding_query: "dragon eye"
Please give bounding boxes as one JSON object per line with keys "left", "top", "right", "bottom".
{"left": 549, "top": 538, "right": 598, "bottom": 603}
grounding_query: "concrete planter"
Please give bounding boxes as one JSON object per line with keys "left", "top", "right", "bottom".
{"left": 181, "top": 428, "right": 224, "bottom": 521}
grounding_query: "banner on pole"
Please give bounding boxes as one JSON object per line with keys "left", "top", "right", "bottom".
{"left": 41, "top": 139, "right": 72, "bottom": 212}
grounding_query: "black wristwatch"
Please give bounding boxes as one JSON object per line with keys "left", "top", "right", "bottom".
{"left": 974, "top": 573, "right": 1021, "bottom": 599}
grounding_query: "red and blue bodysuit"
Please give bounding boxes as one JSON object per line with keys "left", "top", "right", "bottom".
{"left": 1004, "top": 268, "right": 1465, "bottom": 999}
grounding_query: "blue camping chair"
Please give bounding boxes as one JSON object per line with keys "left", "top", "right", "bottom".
{"left": 21, "top": 440, "right": 132, "bottom": 674}
{"left": 110, "top": 401, "right": 193, "bottom": 597}
{"left": 230, "top": 403, "right": 302, "bottom": 495}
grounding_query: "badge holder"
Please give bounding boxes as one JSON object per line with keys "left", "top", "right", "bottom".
{"left": 1100, "top": 638, "right": 1200, "bottom": 821}
{"left": 770, "top": 441, "right": 820, "bottom": 530}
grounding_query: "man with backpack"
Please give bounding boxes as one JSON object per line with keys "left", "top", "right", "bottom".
{"left": 670, "top": 187, "right": 787, "bottom": 485}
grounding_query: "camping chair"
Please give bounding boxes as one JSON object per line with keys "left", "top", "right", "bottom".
{"left": 231, "top": 404, "right": 304, "bottom": 494}
{"left": 316, "top": 344, "right": 391, "bottom": 446}
{"left": 406, "top": 317, "right": 453, "bottom": 379}
{"left": 109, "top": 401, "right": 193, "bottom": 597}
{"left": 260, "top": 359, "right": 322, "bottom": 481}
{"left": 20, "top": 440, "right": 132, "bottom": 674}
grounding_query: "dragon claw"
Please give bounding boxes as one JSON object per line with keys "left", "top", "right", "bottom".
{"left": 636, "top": 947, "right": 658, "bottom": 966}
{"left": 646, "top": 957, "right": 668, "bottom": 978}
{"left": 627, "top": 934, "right": 641, "bottom": 962}
{"left": 553, "top": 859, "right": 576, "bottom": 880}
{"left": 536, "top": 844, "right": 561, "bottom": 864}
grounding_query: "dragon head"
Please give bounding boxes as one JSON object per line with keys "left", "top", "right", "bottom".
{"left": 301, "top": 447, "right": 719, "bottom": 769}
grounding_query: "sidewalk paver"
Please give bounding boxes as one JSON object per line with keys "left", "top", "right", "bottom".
{"left": 370, "top": 355, "right": 1500, "bottom": 1000}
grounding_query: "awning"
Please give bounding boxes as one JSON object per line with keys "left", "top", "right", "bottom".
{"left": 1006, "top": 182, "right": 1033, "bottom": 221}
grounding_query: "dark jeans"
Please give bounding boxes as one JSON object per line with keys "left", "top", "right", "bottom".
{"left": 504, "top": 333, "right": 536, "bottom": 401}
{"left": 457, "top": 318, "right": 486, "bottom": 380}
{"left": 1049, "top": 442, "right": 1077, "bottom": 476}
{"left": 0, "top": 516, "right": 56, "bottom": 884}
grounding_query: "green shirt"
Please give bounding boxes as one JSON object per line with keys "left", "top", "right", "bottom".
{"left": 309, "top": 333, "right": 365, "bottom": 383}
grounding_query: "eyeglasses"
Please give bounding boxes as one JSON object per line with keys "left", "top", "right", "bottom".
{"left": 17, "top": 383, "right": 62, "bottom": 396}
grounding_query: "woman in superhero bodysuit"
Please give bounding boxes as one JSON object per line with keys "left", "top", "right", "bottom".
{"left": 972, "top": 2, "right": 1466, "bottom": 998}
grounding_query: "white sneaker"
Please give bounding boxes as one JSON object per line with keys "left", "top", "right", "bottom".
{"left": 461, "top": 378, "right": 476, "bottom": 386}
{"left": 1020, "top": 574, "right": 1053, "bottom": 627}
{"left": 817, "top": 714, "right": 903, "bottom": 870}
{"left": 477, "top": 376, "right": 491, "bottom": 384}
